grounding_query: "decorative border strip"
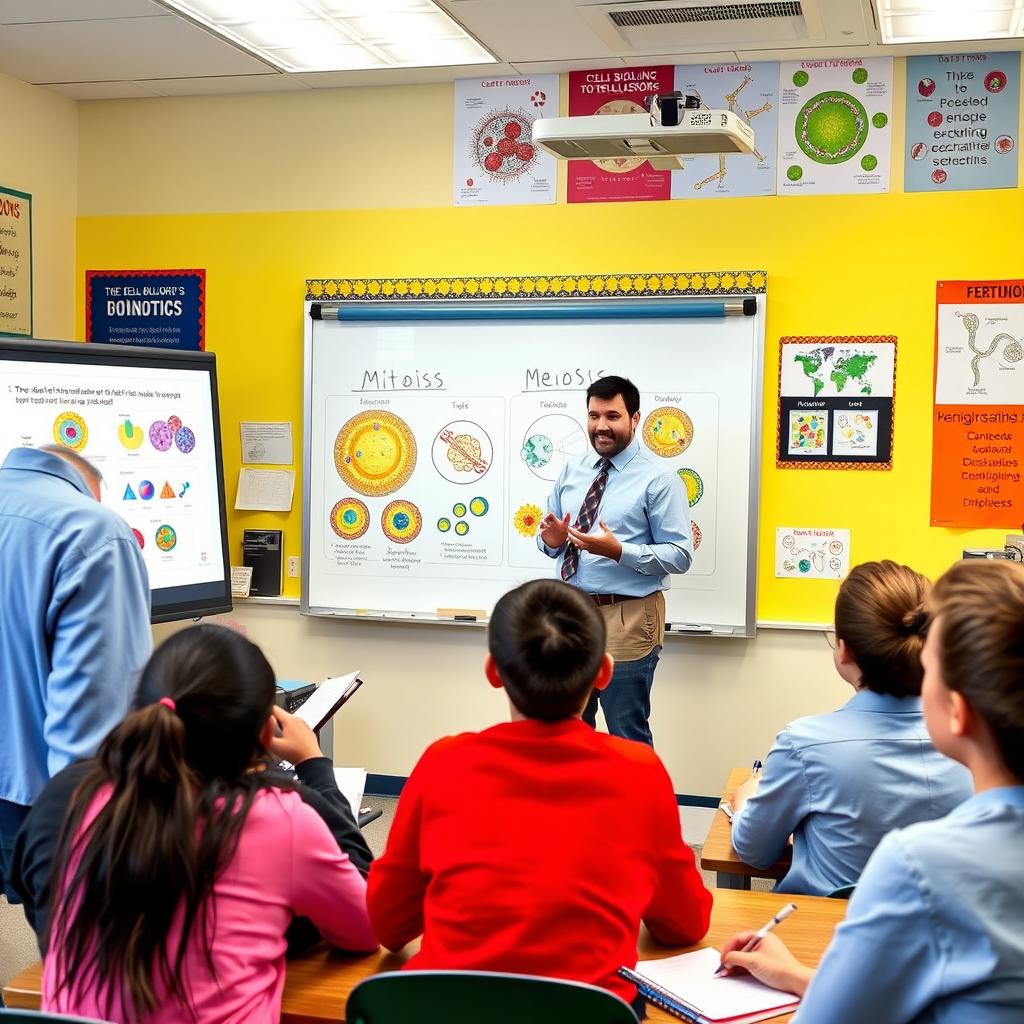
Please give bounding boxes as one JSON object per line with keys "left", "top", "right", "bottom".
{"left": 306, "top": 270, "right": 767, "bottom": 302}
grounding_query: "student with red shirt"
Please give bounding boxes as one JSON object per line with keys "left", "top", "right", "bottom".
{"left": 367, "top": 578, "right": 712, "bottom": 1011}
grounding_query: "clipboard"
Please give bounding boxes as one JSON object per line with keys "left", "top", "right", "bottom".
{"left": 294, "top": 671, "right": 364, "bottom": 732}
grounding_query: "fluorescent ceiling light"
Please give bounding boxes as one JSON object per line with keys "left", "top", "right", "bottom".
{"left": 156, "top": 0, "right": 496, "bottom": 72}
{"left": 873, "top": 1, "right": 1024, "bottom": 44}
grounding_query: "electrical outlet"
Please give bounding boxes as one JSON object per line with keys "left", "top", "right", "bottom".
{"left": 288, "top": 556, "right": 300, "bottom": 578}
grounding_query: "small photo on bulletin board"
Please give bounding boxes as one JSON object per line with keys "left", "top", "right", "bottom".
{"left": 776, "top": 335, "right": 896, "bottom": 470}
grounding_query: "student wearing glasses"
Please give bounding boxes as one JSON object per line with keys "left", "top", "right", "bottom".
{"left": 729, "top": 560, "right": 971, "bottom": 896}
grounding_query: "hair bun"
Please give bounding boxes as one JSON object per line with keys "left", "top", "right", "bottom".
{"left": 900, "top": 605, "right": 930, "bottom": 636}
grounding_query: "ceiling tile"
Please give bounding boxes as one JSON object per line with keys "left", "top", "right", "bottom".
{"left": 143, "top": 73, "right": 313, "bottom": 96}
{"left": 0, "top": 0, "right": 163, "bottom": 25}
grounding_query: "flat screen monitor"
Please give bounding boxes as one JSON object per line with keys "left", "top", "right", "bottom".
{"left": 0, "top": 338, "right": 232, "bottom": 622}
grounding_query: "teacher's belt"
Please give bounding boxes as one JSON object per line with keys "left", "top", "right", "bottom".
{"left": 588, "top": 593, "right": 641, "bottom": 607}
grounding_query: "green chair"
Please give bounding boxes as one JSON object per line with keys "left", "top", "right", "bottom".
{"left": 346, "top": 970, "right": 640, "bottom": 1024}
{"left": 827, "top": 884, "right": 856, "bottom": 899}
{"left": 0, "top": 1011, "right": 113, "bottom": 1023}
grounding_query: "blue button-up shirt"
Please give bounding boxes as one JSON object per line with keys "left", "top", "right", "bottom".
{"left": 731, "top": 689, "right": 972, "bottom": 895}
{"left": 537, "top": 437, "right": 692, "bottom": 596}
{"left": 796, "top": 786, "right": 1024, "bottom": 1023}
{"left": 0, "top": 448, "right": 152, "bottom": 806}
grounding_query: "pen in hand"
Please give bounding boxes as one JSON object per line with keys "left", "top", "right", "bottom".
{"left": 713, "top": 902, "right": 798, "bottom": 977}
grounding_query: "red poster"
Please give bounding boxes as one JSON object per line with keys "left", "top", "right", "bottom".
{"left": 567, "top": 66, "right": 674, "bottom": 204}
{"left": 931, "top": 280, "right": 1024, "bottom": 527}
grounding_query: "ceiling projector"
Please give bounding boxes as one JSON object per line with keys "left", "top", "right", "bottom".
{"left": 533, "top": 93, "right": 756, "bottom": 170}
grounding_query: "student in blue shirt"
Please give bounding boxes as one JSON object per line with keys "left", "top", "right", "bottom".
{"left": 730, "top": 560, "right": 971, "bottom": 896}
{"left": 720, "top": 558, "right": 1024, "bottom": 1023}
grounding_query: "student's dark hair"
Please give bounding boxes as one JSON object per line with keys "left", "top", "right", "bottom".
{"left": 586, "top": 375, "right": 640, "bottom": 419}
{"left": 47, "top": 624, "right": 284, "bottom": 1020}
{"left": 489, "top": 579, "right": 606, "bottom": 721}
{"left": 932, "top": 559, "right": 1024, "bottom": 781}
{"left": 834, "top": 560, "right": 932, "bottom": 697}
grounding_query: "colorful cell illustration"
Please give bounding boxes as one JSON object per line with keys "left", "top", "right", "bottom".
{"left": 795, "top": 91, "right": 868, "bottom": 165}
{"left": 149, "top": 420, "right": 173, "bottom": 452}
{"left": 521, "top": 414, "right": 588, "bottom": 482}
{"left": 472, "top": 108, "right": 538, "bottom": 181}
{"left": 437, "top": 517, "right": 452, "bottom": 533}
{"left": 335, "top": 410, "right": 417, "bottom": 497}
{"left": 676, "top": 468, "right": 704, "bottom": 507}
{"left": 175, "top": 426, "right": 196, "bottom": 454}
{"left": 138, "top": 480, "right": 155, "bottom": 500}
{"left": 454, "top": 521, "right": 469, "bottom": 536}
{"left": 453, "top": 503, "right": 467, "bottom": 518}
{"left": 513, "top": 503, "right": 543, "bottom": 537}
{"left": 131, "top": 528, "right": 144, "bottom": 549}
{"left": 155, "top": 524, "right": 177, "bottom": 552}
{"left": 330, "top": 497, "right": 370, "bottom": 540}
{"left": 642, "top": 407, "right": 694, "bottom": 458}
{"left": 167, "top": 415, "right": 182, "bottom": 432}
{"left": 53, "top": 411, "right": 88, "bottom": 452}
{"left": 691, "top": 521, "right": 702, "bottom": 551}
{"left": 123, "top": 483, "right": 137, "bottom": 501}
{"left": 178, "top": 482, "right": 191, "bottom": 498}
{"left": 1003, "top": 338, "right": 1024, "bottom": 363}
{"left": 118, "top": 419, "right": 144, "bottom": 450}
{"left": 432, "top": 420, "right": 493, "bottom": 483}
{"left": 469, "top": 497, "right": 489, "bottom": 517}
{"left": 159, "top": 481, "right": 176, "bottom": 499}
{"left": 381, "top": 499, "right": 422, "bottom": 544}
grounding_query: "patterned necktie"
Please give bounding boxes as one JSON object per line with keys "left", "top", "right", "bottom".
{"left": 561, "top": 457, "right": 612, "bottom": 581}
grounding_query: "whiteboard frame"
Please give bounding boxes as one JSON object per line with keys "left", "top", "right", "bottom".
{"left": 301, "top": 272, "right": 765, "bottom": 637}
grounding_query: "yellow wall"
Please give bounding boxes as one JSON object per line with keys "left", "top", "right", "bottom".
{"left": 76, "top": 72, "right": 1020, "bottom": 621}
{"left": 0, "top": 71, "right": 78, "bottom": 340}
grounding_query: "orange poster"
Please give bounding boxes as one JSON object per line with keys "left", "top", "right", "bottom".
{"left": 931, "top": 280, "right": 1024, "bottom": 527}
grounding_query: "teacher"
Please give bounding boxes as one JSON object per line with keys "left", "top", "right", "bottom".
{"left": 538, "top": 376, "right": 693, "bottom": 746}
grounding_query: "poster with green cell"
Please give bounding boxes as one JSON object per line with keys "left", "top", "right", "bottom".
{"left": 775, "top": 527, "right": 850, "bottom": 580}
{"left": 776, "top": 58, "right": 893, "bottom": 195}
{"left": 905, "top": 53, "right": 1019, "bottom": 193}
{"left": 670, "top": 62, "right": 779, "bottom": 198}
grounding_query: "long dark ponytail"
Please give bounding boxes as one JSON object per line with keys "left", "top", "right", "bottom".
{"left": 46, "top": 624, "right": 284, "bottom": 1019}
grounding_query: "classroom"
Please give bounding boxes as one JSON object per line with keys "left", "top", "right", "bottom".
{"left": 1, "top": 2, "right": 1023, "bottom": 1022}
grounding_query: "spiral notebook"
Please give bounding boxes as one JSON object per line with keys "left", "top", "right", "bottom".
{"left": 619, "top": 947, "right": 800, "bottom": 1023}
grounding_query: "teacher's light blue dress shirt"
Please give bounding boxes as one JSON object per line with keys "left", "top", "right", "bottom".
{"left": 537, "top": 436, "right": 692, "bottom": 597}
{"left": 731, "top": 689, "right": 972, "bottom": 895}
{"left": 0, "top": 447, "right": 151, "bottom": 807}
{"left": 796, "top": 786, "right": 1024, "bottom": 1023}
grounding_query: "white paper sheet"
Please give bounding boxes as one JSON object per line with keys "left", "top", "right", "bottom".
{"left": 295, "top": 671, "right": 361, "bottom": 731}
{"left": 230, "top": 565, "right": 252, "bottom": 598}
{"left": 333, "top": 767, "right": 368, "bottom": 821}
{"left": 234, "top": 467, "right": 295, "bottom": 511}
{"left": 240, "top": 421, "right": 293, "bottom": 464}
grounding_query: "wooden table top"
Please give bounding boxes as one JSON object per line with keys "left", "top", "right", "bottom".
{"left": 700, "top": 767, "right": 792, "bottom": 880}
{"left": 3, "top": 889, "right": 843, "bottom": 1024}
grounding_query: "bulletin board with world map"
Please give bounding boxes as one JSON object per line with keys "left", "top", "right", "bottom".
{"left": 302, "top": 273, "right": 766, "bottom": 636}
{"left": 776, "top": 335, "right": 896, "bottom": 470}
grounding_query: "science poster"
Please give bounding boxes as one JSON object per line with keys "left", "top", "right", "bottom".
{"left": 671, "top": 61, "right": 779, "bottom": 198}
{"left": 777, "top": 58, "right": 893, "bottom": 195}
{"left": 0, "top": 186, "right": 31, "bottom": 337}
{"left": 932, "top": 280, "right": 1024, "bottom": 527}
{"left": 905, "top": 52, "right": 1019, "bottom": 193}
{"left": 86, "top": 269, "right": 205, "bottom": 351}
{"left": 453, "top": 75, "right": 559, "bottom": 207}
{"left": 567, "top": 65, "right": 675, "bottom": 204}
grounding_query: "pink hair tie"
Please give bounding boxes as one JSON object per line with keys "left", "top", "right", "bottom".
{"left": 158, "top": 697, "right": 177, "bottom": 713}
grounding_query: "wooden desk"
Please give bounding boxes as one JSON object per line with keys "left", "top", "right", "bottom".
{"left": 3, "top": 889, "right": 843, "bottom": 1024}
{"left": 701, "top": 767, "right": 792, "bottom": 890}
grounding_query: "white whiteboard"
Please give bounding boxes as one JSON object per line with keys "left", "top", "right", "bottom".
{"left": 302, "top": 299, "right": 763, "bottom": 635}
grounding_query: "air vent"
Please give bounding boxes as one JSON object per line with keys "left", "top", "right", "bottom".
{"left": 610, "top": 3, "right": 803, "bottom": 28}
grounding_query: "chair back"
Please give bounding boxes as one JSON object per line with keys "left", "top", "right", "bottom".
{"left": 346, "top": 970, "right": 639, "bottom": 1024}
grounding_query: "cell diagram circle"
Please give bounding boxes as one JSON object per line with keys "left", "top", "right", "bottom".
{"left": 155, "top": 524, "right": 177, "bottom": 551}
{"left": 330, "top": 497, "right": 370, "bottom": 540}
{"left": 381, "top": 499, "right": 422, "bottom": 544}
{"left": 138, "top": 479, "right": 155, "bottom": 500}
{"left": 118, "top": 419, "right": 144, "bottom": 450}
{"left": 592, "top": 99, "right": 648, "bottom": 173}
{"left": 469, "top": 497, "right": 489, "bottom": 517}
{"left": 453, "top": 503, "right": 468, "bottom": 518}
{"left": 642, "top": 406, "right": 694, "bottom": 458}
{"left": 431, "top": 420, "right": 493, "bottom": 484}
{"left": 795, "top": 91, "right": 869, "bottom": 165}
{"left": 473, "top": 109, "right": 538, "bottom": 181}
{"left": 514, "top": 503, "right": 542, "bottom": 537}
{"left": 691, "top": 521, "right": 702, "bottom": 551}
{"left": 149, "top": 420, "right": 173, "bottom": 451}
{"left": 175, "top": 426, "right": 196, "bottom": 454}
{"left": 521, "top": 414, "right": 588, "bottom": 482}
{"left": 676, "top": 468, "right": 704, "bottom": 507}
{"left": 131, "top": 527, "right": 145, "bottom": 549}
{"left": 167, "top": 415, "right": 182, "bottom": 432}
{"left": 335, "top": 410, "right": 417, "bottom": 497}
{"left": 454, "top": 521, "right": 469, "bottom": 536}
{"left": 53, "top": 411, "right": 88, "bottom": 451}
{"left": 437, "top": 517, "right": 452, "bottom": 533}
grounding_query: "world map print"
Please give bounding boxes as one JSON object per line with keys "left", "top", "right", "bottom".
{"left": 792, "top": 347, "right": 879, "bottom": 397}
